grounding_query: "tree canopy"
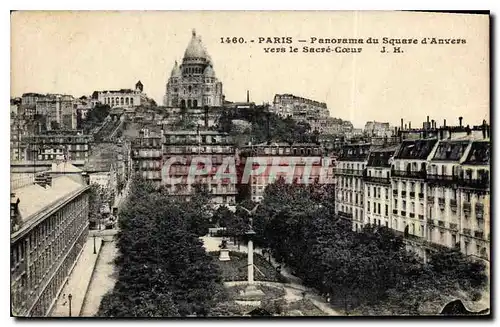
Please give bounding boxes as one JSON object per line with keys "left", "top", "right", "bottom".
{"left": 97, "top": 176, "right": 225, "bottom": 317}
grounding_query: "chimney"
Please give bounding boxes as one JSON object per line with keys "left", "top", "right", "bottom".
{"left": 409, "top": 122, "right": 411, "bottom": 130}
{"left": 431, "top": 120, "right": 435, "bottom": 129}
{"left": 459, "top": 116, "right": 463, "bottom": 127}
{"left": 246, "top": 90, "right": 250, "bottom": 103}
{"left": 427, "top": 116, "right": 430, "bottom": 124}
{"left": 404, "top": 123, "right": 407, "bottom": 130}
{"left": 443, "top": 119, "right": 446, "bottom": 127}
{"left": 466, "top": 125, "right": 471, "bottom": 135}
{"left": 267, "top": 112, "right": 271, "bottom": 142}
{"left": 204, "top": 106, "right": 209, "bottom": 128}
{"left": 400, "top": 118, "right": 404, "bottom": 130}
{"left": 482, "top": 120, "right": 487, "bottom": 139}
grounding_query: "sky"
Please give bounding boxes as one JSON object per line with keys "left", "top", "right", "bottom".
{"left": 11, "top": 11, "right": 489, "bottom": 128}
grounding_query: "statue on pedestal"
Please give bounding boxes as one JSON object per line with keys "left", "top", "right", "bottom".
{"left": 218, "top": 238, "right": 231, "bottom": 261}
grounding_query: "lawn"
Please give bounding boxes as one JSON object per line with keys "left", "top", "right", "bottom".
{"left": 209, "top": 251, "right": 286, "bottom": 282}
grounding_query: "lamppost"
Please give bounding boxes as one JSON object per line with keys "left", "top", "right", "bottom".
{"left": 93, "top": 234, "right": 96, "bottom": 254}
{"left": 68, "top": 294, "right": 73, "bottom": 317}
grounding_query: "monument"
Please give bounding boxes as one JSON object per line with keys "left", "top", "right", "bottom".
{"left": 239, "top": 208, "right": 265, "bottom": 299}
{"left": 218, "top": 238, "right": 231, "bottom": 261}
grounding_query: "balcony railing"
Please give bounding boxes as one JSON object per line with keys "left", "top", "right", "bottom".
{"left": 474, "top": 231, "right": 484, "bottom": 239}
{"left": 391, "top": 169, "right": 427, "bottom": 179}
{"left": 418, "top": 214, "right": 424, "bottom": 220}
{"left": 393, "top": 209, "right": 398, "bottom": 215}
{"left": 334, "top": 168, "right": 363, "bottom": 176}
{"left": 409, "top": 191, "right": 415, "bottom": 199}
{"left": 426, "top": 219, "right": 434, "bottom": 226}
{"left": 462, "top": 228, "right": 471, "bottom": 236}
{"left": 450, "top": 199, "right": 457, "bottom": 208}
{"left": 449, "top": 223, "right": 458, "bottom": 231}
{"left": 402, "top": 191, "right": 407, "bottom": 197}
{"left": 427, "top": 196, "right": 434, "bottom": 204}
{"left": 401, "top": 210, "right": 406, "bottom": 216}
{"left": 438, "top": 198, "right": 445, "bottom": 206}
{"left": 409, "top": 213, "right": 415, "bottom": 218}
{"left": 427, "top": 174, "right": 490, "bottom": 190}
{"left": 393, "top": 189, "right": 398, "bottom": 195}
{"left": 337, "top": 211, "right": 353, "bottom": 219}
{"left": 475, "top": 203, "right": 484, "bottom": 213}
{"left": 438, "top": 221, "right": 445, "bottom": 227}
{"left": 363, "top": 176, "right": 391, "bottom": 184}
{"left": 418, "top": 193, "right": 424, "bottom": 199}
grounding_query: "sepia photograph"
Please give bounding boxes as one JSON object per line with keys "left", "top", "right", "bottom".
{"left": 9, "top": 10, "right": 490, "bottom": 318}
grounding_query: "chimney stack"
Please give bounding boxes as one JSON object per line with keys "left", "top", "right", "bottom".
{"left": 443, "top": 119, "right": 446, "bottom": 127}
{"left": 427, "top": 116, "right": 430, "bottom": 123}
{"left": 204, "top": 106, "right": 209, "bottom": 128}
{"left": 246, "top": 90, "right": 250, "bottom": 103}
{"left": 431, "top": 120, "right": 435, "bottom": 129}
{"left": 401, "top": 118, "right": 404, "bottom": 130}
{"left": 404, "top": 123, "right": 407, "bottom": 130}
{"left": 459, "top": 116, "right": 463, "bottom": 127}
{"left": 409, "top": 122, "right": 411, "bottom": 130}
{"left": 482, "top": 120, "right": 487, "bottom": 139}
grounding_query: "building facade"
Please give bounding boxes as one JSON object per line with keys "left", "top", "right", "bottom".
{"left": 23, "top": 131, "right": 92, "bottom": 162}
{"left": 271, "top": 94, "right": 329, "bottom": 119}
{"left": 363, "top": 146, "right": 398, "bottom": 231}
{"left": 164, "top": 29, "right": 224, "bottom": 108}
{"left": 335, "top": 143, "right": 371, "bottom": 228}
{"left": 238, "top": 143, "right": 335, "bottom": 203}
{"left": 10, "top": 176, "right": 90, "bottom": 317}
{"left": 93, "top": 81, "right": 148, "bottom": 108}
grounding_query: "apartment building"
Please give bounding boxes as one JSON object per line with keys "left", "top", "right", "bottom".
{"left": 10, "top": 176, "right": 90, "bottom": 316}
{"left": 238, "top": 143, "right": 335, "bottom": 203}
{"left": 335, "top": 143, "right": 371, "bottom": 228}
{"left": 363, "top": 145, "right": 398, "bottom": 231}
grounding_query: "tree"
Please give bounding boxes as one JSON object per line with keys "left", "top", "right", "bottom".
{"left": 98, "top": 176, "right": 225, "bottom": 317}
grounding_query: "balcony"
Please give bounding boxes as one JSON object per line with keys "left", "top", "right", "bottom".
{"left": 401, "top": 211, "right": 406, "bottom": 216}
{"left": 450, "top": 199, "right": 457, "bottom": 209}
{"left": 391, "top": 169, "right": 427, "bottom": 179}
{"left": 476, "top": 211, "right": 484, "bottom": 220}
{"left": 438, "top": 198, "right": 445, "bottom": 207}
{"left": 335, "top": 168, "right": 363, "bottom": 176}
{"left": 449, "top": 223, "right": 458, "bottom": 231}
{"left": 363, "top": 176, "right": 391, "bottom": 185}
{"left": 393, "top": 189, "right": 398, "bottom": 196}
{"left": 409, "top": 213, "right": 415, "bottom": 218}
{"left": 475, "top": 203, "right": 484, "bottom": 213}
{"left": 409, "top": 191, "right": 415, "bottom": 199}
{"left": 427, "top": 174, "right": 490, "bottom": 190}
{"left": 426, "top": 219, "right": 434, "bottom": 226}
{"left": 418, "top": 193, "right": 424, "bottom": 199}
{"left": 474, "top": 231, "right": 484, "bottom": 239}
{"left": 462, "top": 228, "right": 471, "bottom": 236}
{"left": 337, "top": 211, "right": 353, "bottom": 220}
{"left": 427, "top": 196, "right": 434, "bottom": 204}
{"left": 418, "top": 214, "right": 424, "bottom": 220}
{"left": 392, "top": 209, "right": 398, "bottom": 215}
{"left": 402, "top": 191, "right": 407, "bottom": 197}
{"left": 438, "top": 221, "right": 445, "bottom": 227}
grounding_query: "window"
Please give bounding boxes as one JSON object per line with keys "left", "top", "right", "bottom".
{"left": 367, "top": 201, "right": 371, "bottom": 212}
{"left": 378, "top": 203, "right": 381, "bottom": 214}
{"left": 385, "top": 204, "right": 388, "bottom": 216}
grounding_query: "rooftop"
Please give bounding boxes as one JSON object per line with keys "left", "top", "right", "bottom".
{"left": 367, "top": 145, "right": 399, "bottom": 167}
{"left": 463, "top": 141, "right": 490, "bottom": 165}
{"left": 12, "top": 175, "right": 86, "bottom": 224}
{"left": 394, "top": 139, "right": 438, "bottom": 160}
{"left": 431, "top": 140, "right": 470, "bottom": 162}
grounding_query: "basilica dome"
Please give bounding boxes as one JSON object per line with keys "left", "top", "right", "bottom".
{"left": 183, "top": 29, "right": 208, "bottom": 61}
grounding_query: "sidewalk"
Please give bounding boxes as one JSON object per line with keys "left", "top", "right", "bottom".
{"left": 50, "top": 236, "right": 103, "bottom": 317}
